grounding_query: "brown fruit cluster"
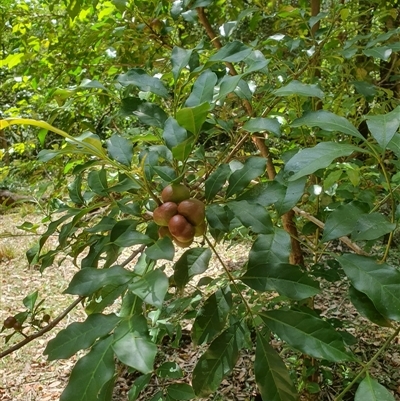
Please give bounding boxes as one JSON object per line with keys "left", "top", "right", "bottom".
{"left": 154, "top": 184, "right": 206, "bottom": 248}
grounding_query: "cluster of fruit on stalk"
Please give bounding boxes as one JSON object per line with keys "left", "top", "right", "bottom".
{"left": 154, "top": 183, "right": 206, "bottom": 248}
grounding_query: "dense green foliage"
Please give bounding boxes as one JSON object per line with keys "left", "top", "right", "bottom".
{"left": 1, "top": 0, "right": 400, "bottom": 400}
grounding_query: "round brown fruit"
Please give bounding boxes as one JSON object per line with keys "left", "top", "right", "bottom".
{"left": 161, "top": 184, "right": 190, "bottom": 203}
{"left": 168, "top": 214, "right": 195, "bottom": 242}
{"left": 3, "top": 316, "right": 17, "bottom": 329}
{"left": 177, "top": 198, "right": 205, "bottom": 226}
{"left": 153, "top": 202, "right": 178, "bottom": 226}
{"left": 158, "top": 226, "right": 173, "bottom": 239}
{"left": 173, "top": 237, "right": 194, "bottom": 248}
{"left": 194, "top": 221, "right": 206, "bottom": 237}
{"left": 13, "top": 321, "right": 23, "bottom": 331}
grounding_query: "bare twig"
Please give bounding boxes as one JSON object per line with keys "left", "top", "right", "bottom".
{"left": 0, "top": 296, "right": 84, "bottom": 359}
{"left": 120, "top": 244, "right": 147, "bottom": 267}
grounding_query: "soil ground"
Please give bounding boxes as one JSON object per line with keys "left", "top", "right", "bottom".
{"left": 1, "top": 208, "right": 400, "bottom": 401}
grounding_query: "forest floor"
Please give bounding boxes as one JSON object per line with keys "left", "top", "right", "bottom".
{"left": 1, "top": 207, "right": 400, "bottom": 401}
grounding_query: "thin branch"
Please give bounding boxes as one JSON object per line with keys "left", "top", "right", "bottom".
{"left": 0, "top": 296, "right": 84, "bottom": 359}
{"left": 120, "top": 244, "right": 146, "bottom": 267}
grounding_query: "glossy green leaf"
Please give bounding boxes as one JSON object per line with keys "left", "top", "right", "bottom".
{"left": 205, "top": 204, "right": 232, "bottom": 233}
{"left": 227, "top": 200, "right": 273, "bottom": 234}
{"left": 274, "top": 80, "right": 324, "bottom": 99}
{"left": 209, "top": 41, "right": 252, "bottom": 62}
{"left": 255, "top": 331, "right": 298, "bottom": 401}
{"left": 117, "top": 68, "right": 169, "bottom": 98}
{"left": 192, "top": 286, "right": 232, "bottom": 345}
{"left": 44, "top": 313, "right": 120, "bottom": 360}
{"left": 226, "top": 157, "right": 266, "bottom": 197}
{"left": 171, "top": 136, "right": 195, "bottom": 161}
{"left": 351, "top": 213, "right": 395, "bottom": 241}
{"left": 174, "top": 248, "right": 212, "bottom": 290}
{"left": 363, "top": 46, "right": 392, "bottom": 61}
{"left": 68, "top": 175, "right": 85, "bottom": 204}
{"left": 192, "top": 322, "right": 246, "bottom": 397}
{"left": 23, "top": 290, "right": 38, "bottom": 312}
{"left": 349, "top": 286, "right": 392, "bottom": 327}
{"left": 133, "top": 102, "right": 168, "bottom": 128}
{"left": 185, "top": 70, "right": 217, "bottom": 107}
{"left": 111, "top": 220, "right": 153, "bottom": 247}
{"left": 274, "top": 176, "right": 307, "bottom": 216}
{"left": 355, "top": 376, "right": 396, "bottom": 401}
{"left": 145, "top": 237, "right": 175, "bottom": 261}
{"left": 60, "top": 336, "right": 115, "bottom": 401}
{"left": 129, "top": 269, "right": 169, "bottom": 308}
{"left": 260, "top": 310, "right": 354, "bottom": 362}
{"left": 366, "top": 106, "right": 400, "bottom": 150}
{"left": 157, "top": 362, "right": 183, "bottom": 379}
{"left": 284, "top": 142, "right": 359, "bottom": 181}
{"left": 237, "top": 181, "right": 285, "bottom": 206}
{"left": 128, "top": 374, "right": 151, "bottom": 401}
{"left": 240, "top": 229, "right": 289, "bottom": 291}
{"left": 106, "top": 134, "right": 133, "bottom": 166}
{"left": 64, "top": 265, "right": 134, "bottom": 296}
{"left": 88, "top": 169, "right": 108, "bottom": 195}
{"left": 112, "top": 316, "right": 157, "bottom": 374}
{"left": 205, "top": 164, "right": 231, "bottom": 202}
{"left": 322, "top": 201, "right": 369, "bottom": 242}
{"left": 171, "top": 47, "right": 193, "bottom": 82}
{"left": 167, "top": 383, "right": 196, "bottom": 400}
{"left": 337, "top": 254, "right": 400, "bottom": 321}
{"left": 291, "top": 110, "right": 365, "bottom": 140}
{"left": 176, "top": 102, "right": 210, "bottom": 135}
{"left": 162, "top": 117, "right": 188, "bottom": 150}
{"left": 242, "top": 117, "right": 281, "bottom": 136}
{"left": 216, "top": 74, "right": 243, "bottom": 100}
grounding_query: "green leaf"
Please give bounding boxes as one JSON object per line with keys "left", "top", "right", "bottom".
{"left": 366, "top": 106, "right": 400, "bottom": 150}
{"left": 129, "top": 269, "right": 169, "bottom": 308}
{"left": 23, "top": 290, "right": 38, "bottom": 312}
{"left": 351, "top": 213, "right": 395, "bottom": 241}
{"left": 162, "top": 117, "right": 188, "bottom": 150}
{"left": 363, "top": 46, "right": 392, "bottom": 61}
{"left": 117, "top": 68, "right": 169, "bottom": 98}
{"left": 291, "top": 110, "right": 365, "bottom": 140}
{"left": 145, "top": 237, "right": 175, "bottom": 261}
{"left": 355, "top": 376, "right": 396, "bottom": 401}
{"left": 174, "top": 248, "right": 212, "bottom": 291}
{"left": 216, "top": 74, "right": 243, "bottom": 100}
{"left": 226, "top": 157, "right": 266, "bottom": 197}
{"left": 337, "top": 254, "right": 400, "bottom": 321}
{"left": 167, "top": 383, "right": 196, "bottom": 400}
{"left": 111, "top": 220, "right": 153, "bottom": 247}
{"left": 64, "top": 265, "right": 134, "bottom": 296}
{"left": 133, "top": 102, "right": 168, "bottom": 128}
{"left": 284, "top": 142, "right": 359, "bottom": 181}
{"left": 192, "top": 322, "right": 246, "bottom": 397}
{"left": 227, "top": 200, "right": 273, "bottom": 234}
{"left": 255, "top": 331, "right": 298, "bottom": 401}
{"left": 171, "top": 136, "right": 195, "bottom": 161}
{"left": 113, "top": 316, "right": 157, "bottom": 374}
{"left": 241, "top": 229, "right": 290, "bottom": 291}
{"left": 322, "top": 201, "right": 369, "bottom": 242}
{"left": 60, "top": 336, "right": 115, "bottom": 401}
{"left": 274, "top": 176, "right": 307, "bottom": 216}
{"left": 209, "top": 41, "right": 252, "bottom": 62}
{"left": 242, "top": 117, "right": 281, "bottom": 136}
{"left": 205, "top": 204, "right": 232, "bottom": 233}
{"left": 185, "top": 70, "right": 217, "bottom": 107}
{"left": 176, "top": 102, "right": 210, "bottom": 135}
{"left": 274, "top": 80, "right": 324, "bottom": 99}
{"left": 349, "top": 286, "right": 392, "bottom": 327}
{"left": 106, "top": 134, "right": 133, "bottom": 166}
{"left": 260, "top": 310, "right": 354, "bottom": 362}
{"left": 192, "top": 286, "right": 232, "bottom": 345}
{"left": 171, "top": 47, "right": 193, "bottom": 82}
{"left": 68, "top": 175, "right": 85, "bottom": 204}
{"left": 128, "top": 374, "right": 151, "bottom": 401}
{"left": 205, "top": 164, "right": 231, "bottom": 202}
{"left": 157, "top": 362, "right": 183, "bottom": 379}
{"left": 44, "top": 314, "right": 120, "bottom": 360}
{"left": 88, "top": 169, "right": 108, "bottom": 196}
{"left": 79, "top": 79, "right": 107, "bottom": 90}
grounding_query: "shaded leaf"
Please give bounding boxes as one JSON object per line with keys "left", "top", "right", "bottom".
{"left": 162, "top": 117, "right": 188, "bottom": 150}
{"left": 274, "top": 80, "right": 324, "bottom": 99}
{"left": 351, "top": 213, "right": 395, "bottom": 241}
{"left": 60, "top": 336, "right": 115, "bottom": 401}
{"left": 338, "top": 254, "right": 400, "bottom": 321}
{"left": 185, "top": 70, "right": 217, "bottom": 107}
{"left": 243, "top": 117, "right": 281, "bottom": 136}
{"left": 128, "top": 374, "right": 151, "bottom": 401}
{"left": 171, "top": 47, "right": 193, "bottom": 82}
{"left": 106, "top": 134, "right": 133, "bottom": 166}
{"left": 145, "top": 237, "right": 175, "bottom": 261}
{"left": 355, "top": 376, "right": 396, "bottom": 401}
{"left": 176, "top": 102, "right": 210, "bottom": 135}
{"left": 205, "top": 164, "right": 231, "bottom": 202}
{"left": 44, "top": 314, "right": 120, "bottom": 360}
{"left": 255, "top": 331, "right": 298, "bottom": 401}
{"left": 167, "top": 383, "right": 196, "bottom": 400}
{"left": 260, "top": 309, "right": 354, "bottom": 362}
{"left": 209, "top": 41, "right": 252, "bottom": 62}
